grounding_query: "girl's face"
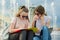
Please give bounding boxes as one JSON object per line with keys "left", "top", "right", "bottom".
{"left": 20, "top": 11, "right": 28, "bottom": 20}
{"left": 35, "top": 11, "right": 41, "bottom": 17}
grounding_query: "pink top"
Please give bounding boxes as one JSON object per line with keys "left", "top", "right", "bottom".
{"left": 11, "top": 17, "right": 29, "bottom": 30}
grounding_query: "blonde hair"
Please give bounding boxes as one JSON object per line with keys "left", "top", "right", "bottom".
{"left": 16, "top": 6, "right": 29, "bottom": 17}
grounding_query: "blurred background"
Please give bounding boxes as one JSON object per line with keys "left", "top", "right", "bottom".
{"left": 0, "top": 0, "right": 60, "bottom": 40}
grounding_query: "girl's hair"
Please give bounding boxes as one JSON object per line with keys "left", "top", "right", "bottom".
{"left": 16, "top": 6, "right": 29, "bottom": 21}
{"left": 34, "top": 5, "right": 46, "bottom": 16}
{"left": 16, "top": 6, "right": 29, "bottom": 17}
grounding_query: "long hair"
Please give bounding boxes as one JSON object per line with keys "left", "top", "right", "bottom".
{"left": 16, "top": 6, "right": 29, "bottom": 17}
{"left": 16, "top": 6, "right": 29, "bottom": 21}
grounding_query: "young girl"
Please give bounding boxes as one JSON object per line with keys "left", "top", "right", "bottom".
{"left": 8, "top": 6, "right": 33, "bottom": 40}
{"left": 32, "top": 5, "right": 51, "bottom": 40}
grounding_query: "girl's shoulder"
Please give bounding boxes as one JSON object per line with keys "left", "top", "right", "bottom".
{"left": 11, "top": 17, "right": 18, "bottom": 23}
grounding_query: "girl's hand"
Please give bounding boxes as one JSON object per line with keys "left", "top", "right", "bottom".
{"left": 36, "top": 28, "right": 41, "bottom": 33}
{"left": 32, "top": 15, "right": 39, "bottom": 28}
{"left": 33, "top": 15, "right": 39, "bottom": 21}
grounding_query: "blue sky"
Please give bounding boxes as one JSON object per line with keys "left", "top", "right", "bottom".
{"left": 0, "top": 0, "right": 60, "bottom": 27}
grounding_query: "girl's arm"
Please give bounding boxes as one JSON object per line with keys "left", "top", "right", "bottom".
{"left": 32, "top": 15, "right": 39, "bottom": 27}
{"left": 32, "top": 21, "right": 35, "bottom": 27}
{"left": 46, "top": 21, "right": 50, "bottom": 28}
{"left": 8, "top": 18, "right": 20, "bottom": 33}
{"left": 9, "top": 23, "right": 20, "bottom": 33}
{"left": 46, "top": 19, "right": 50, "bottom": 28}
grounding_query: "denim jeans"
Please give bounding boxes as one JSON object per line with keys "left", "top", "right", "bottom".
{"left": 42, "top": 26, "right": 51, "bottom": 40}
{"left": 33, "top": 26, "right": 51, "bottom": 40}
{"left": 33, "top": 36, "right": 40, "bottom": 40}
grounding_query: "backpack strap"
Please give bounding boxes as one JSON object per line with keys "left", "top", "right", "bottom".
{"left": 14, "top": 17, "right": 17, "bottom": 28}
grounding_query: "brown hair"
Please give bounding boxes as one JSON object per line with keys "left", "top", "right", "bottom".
{"left": 34, "top": 5, "right": 45, "bottom": 15}
{"left": 16, "top": 6, "right": 29, "bottom": 17}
